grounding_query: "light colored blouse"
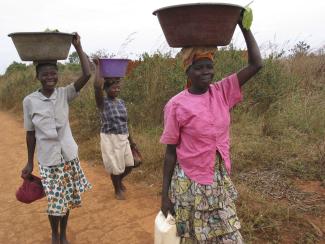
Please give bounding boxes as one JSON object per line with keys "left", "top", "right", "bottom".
{"left": 23, "top": 83, "right": 79, "bottom": 166}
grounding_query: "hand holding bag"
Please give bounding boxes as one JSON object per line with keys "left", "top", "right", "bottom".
{"left": 16, "top": 174, "right": 45, "bottom": 204}
{"left": 131, "top": 144, "right": 142, "bottom": 167}
{"left": 154, "top": 211, "right": 180, "bottom": 244}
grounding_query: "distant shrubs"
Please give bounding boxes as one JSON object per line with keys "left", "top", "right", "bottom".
{"left": 121, "top": 52, "right": 185, "bottom": 127}
{"left": 0, "top": 45, "right": 324, "bottom": 182}
{"left": 5, "top": 61, "right": 28, "bottom": 74}
{"left": 0, "top": 65, "right": 36, "bottom": 110}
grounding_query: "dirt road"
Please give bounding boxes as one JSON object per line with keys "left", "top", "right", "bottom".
{"left": 0, "top": 111, "right": 160, "bottom": 244}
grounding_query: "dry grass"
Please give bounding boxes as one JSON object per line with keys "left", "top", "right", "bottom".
{"left": 125, "top": 127, "right": 165, "bottom": 184}
{"left": 237, "top": 169, "right": 325, "bottom": 215}
{"left": 235, "top": 183, "right": 320, "bottom": 244}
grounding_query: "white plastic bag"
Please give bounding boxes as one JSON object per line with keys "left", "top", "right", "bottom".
{"left": 154, "top": 211, "right": 181, "bottom": 244}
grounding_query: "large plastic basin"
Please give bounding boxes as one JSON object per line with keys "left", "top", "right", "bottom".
{"left": 8, "top": 32, "right": 74, "bottom": 61}
{"left": 99, "top": 58, "right": 130, "bottom": 78}
{"left": 153, "top": 3, "right": 243, "bottom": 47}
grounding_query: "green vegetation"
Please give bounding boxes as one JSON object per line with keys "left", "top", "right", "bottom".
{"left": 44, "top": 28, "right": 60, "bottom": 32}
{"left": 242, "top": 7, "right": 253, "bottom": 30}
{"left": 0, "top": 43, "right": 324, "bottom": 242}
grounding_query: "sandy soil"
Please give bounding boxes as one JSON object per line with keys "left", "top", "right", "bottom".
{"left": 0, "top": 111, "right": 160, "bottom": 244}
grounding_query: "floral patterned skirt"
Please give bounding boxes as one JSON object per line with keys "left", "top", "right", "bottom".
{"left": 169, "top": 162, "right": 243, "bottom": 243}
{"left": 39, "top": 158, "right": 92, "bottom": 216}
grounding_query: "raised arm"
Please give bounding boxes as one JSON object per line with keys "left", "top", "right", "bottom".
{"left": 93, "top": 58, "right": 104, "bottom": 110}
{"left": 21, "top": 131, "right": 36, "bottom": 178}
{"left": 237, "top": 20, "right": 263, "bottom": 87}
{"left": 72, "top": 33, "right": 91, "bottom": 92}
{"left": 161, "top": 144, "right": 177, "bottom": 217}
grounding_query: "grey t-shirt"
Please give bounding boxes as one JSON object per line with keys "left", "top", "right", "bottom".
{"left": 23, "top": 83, "right": 79, "bottom": 166}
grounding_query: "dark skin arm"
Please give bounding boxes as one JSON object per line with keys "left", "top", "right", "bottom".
{"left": 128, "top": 133, "right": 136, "bottom": 148}
{"left": 161, "top": 144, "right": 177, "bottom": 217}
{"left": 21, "top": 131, "right": 36, "bottom": 178}
{"left": 72, "top": 33, "right": 92, "bottom": 92}
{"left": 236, "top": 19, "right": 263, "bottom": 87}
{"left": 93, "top": 58, "right": 104, "bottom": 110}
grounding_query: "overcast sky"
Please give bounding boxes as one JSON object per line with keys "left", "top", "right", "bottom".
{"left": 0, "top": 0, "right": 324, "bottom": 74}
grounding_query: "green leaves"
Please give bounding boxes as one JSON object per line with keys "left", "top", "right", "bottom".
{"left": 44, "top": 28, "right": 60, "bottom": 33}
{"left": 243, "top": 7, "right": 253, "bottom": 30}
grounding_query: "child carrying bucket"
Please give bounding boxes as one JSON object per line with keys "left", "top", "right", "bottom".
{"left": 93, "top": 58, "right": 139, "bottom": 200}
{"left": 20, "top": 33, "right": 92, "bottom": 244}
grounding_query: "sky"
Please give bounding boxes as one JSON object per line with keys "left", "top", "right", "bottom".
{"left": 0, "top": 0, "right": 324, "bottom": 74}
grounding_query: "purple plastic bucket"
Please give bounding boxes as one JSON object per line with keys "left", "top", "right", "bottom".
{"left": 99, "top": 58, "right": 130, "bottom": 78}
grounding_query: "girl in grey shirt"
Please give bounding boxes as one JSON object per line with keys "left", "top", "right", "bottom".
{"left": 21, "top": 33, "right": 92, "bottom": 244}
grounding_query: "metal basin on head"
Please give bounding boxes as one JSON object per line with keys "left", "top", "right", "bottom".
{"left": 153, "top": 3, "right": 243, "bottom": 47}
{"left": 8, "top": 32, "right": 74, "bottom": 61}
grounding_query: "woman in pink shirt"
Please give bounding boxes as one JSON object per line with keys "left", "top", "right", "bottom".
{"left": 160, "top": 19, "right": 263, "bottom": 243}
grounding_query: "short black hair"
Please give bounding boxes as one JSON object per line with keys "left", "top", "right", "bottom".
{"left": 35, "top": 62, "right": 58, "bottom": 76}
{"left": 103, "top": 78, "right": 120, "bottom": 90}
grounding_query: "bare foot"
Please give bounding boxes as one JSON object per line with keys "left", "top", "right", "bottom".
{"left": 115, "top": 191, "right": 126, "bottom": 200}
{"left": 60, "top": 238, "right": 70, "bottom": 244}
{"left": 121, "top": 182, "right": 127, "bottom": 192}
{"left": 52, "top": 234, "right": 60, "bottom": 244}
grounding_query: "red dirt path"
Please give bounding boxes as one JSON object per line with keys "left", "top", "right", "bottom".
{"left": 0, "top": 111, "right": 160, "bottom": 244}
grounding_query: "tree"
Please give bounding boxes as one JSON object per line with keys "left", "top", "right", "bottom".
{"left": 290, "top": 41, "right": 311, "bottom": 57}
{"left": 68, "top": 51, "right": 80, "bottom": 64}
{"left": 90, "top": 49, "right": 114, "bottom": 59}
{"left": 5, "top": 61, "right": 27, "bottom": 74}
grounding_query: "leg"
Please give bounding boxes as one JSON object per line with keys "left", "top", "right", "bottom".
{"left": 60, "top": 211, "right": 70, "bottom": 244}
{"left": 120, "top": 166, "right": 132, "bottom": 179}
{"left": 48, "top": 215, "right": 60, "bottom": 244}
{"left": 120, "top": 166, "right": 133, "bottom": 191}
{"left": 110, "top": 174, "right": 125, "bottom": 200}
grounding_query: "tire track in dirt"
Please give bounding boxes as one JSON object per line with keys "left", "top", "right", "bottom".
{"left": 0, "top": 111, "right": 160, "bottom": 244}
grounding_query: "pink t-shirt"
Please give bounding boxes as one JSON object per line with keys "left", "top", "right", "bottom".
{"left": 160, "top": 73, "right": 242, "bottom": 185}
